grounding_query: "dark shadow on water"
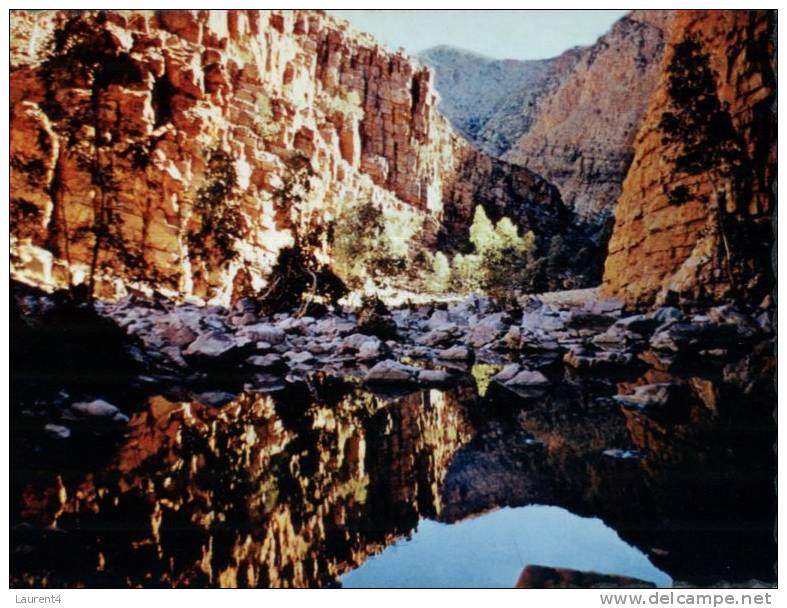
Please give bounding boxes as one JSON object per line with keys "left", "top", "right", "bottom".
{"left": 10, "top": 361, "right": 776, "bottom": 588}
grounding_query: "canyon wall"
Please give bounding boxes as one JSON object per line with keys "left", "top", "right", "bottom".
{"left": 503, "top": 10, "right": 672, "bottom": 220}
{"left": 10, "top": 9, "right": 564, "bottom": 304}
{"left": 601, "top": 10, "right": 775, "bottom": 306}
{"left": 422, "top": 11, "right": 671, "bottom": 221}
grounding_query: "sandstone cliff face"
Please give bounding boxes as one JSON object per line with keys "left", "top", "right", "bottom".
{"left": 503, "top": 11, "right": 672, "bottom": 219}
{"left": 10, "top": 9, "right": 564, "bottom": 304}
{"left": 601, "top": 10, "right": 775, "bottom": 306}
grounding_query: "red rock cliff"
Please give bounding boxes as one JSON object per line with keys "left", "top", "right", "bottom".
{"left": 10, "top": 9, "right": 563, "bottom": 304}
{"left": 601, "top": 10, "right": 775, "bottom": 305}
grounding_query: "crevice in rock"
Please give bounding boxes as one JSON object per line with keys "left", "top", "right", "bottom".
{"left": 152, "top": 75, "right": 174, "bottom": 127}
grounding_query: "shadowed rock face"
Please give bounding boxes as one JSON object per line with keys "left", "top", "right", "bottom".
{"left": 602, "top": 10, "right": 775, "bottom": 306}
{"left": 10, "top": 9, "right": 566, "bottom": 304}
{"left": 421, "top": 11, "right": 672, "bottom": 221}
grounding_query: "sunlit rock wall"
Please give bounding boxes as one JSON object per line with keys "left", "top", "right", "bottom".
{"left": 10, "top": 9, "right": 564, "bottom": 304}
{"left": 601, "top": 10, "right": 775, "bottom": 305}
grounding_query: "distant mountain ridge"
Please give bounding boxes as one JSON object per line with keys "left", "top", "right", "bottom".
{"left": 416, "top": 46, "right": 566, "bottom": 156}
{"left": 419, "top": 11, "right": 673, "bottom": 220}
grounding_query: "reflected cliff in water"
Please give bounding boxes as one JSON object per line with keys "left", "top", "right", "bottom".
{"left": 11, "top": 376, "right": 475, "bottom": 587}
{"left": 10, "top": 364, "right": 776, "bottom": 588}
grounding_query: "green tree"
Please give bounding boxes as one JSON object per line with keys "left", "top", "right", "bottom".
{"left": 494, "top": 217, "right": 521, "bottom": 250}
{"left": 261, "top": 158, "right": 347, "bottom": 316}
{"left": 469, "top": 205, "right": 501, "bottom": 253}
{"left": 187, "top": 147, "right": 245, "bottom": 267}
{"left": 426, "top": 251, "right": 451, "bottom": 293}
{"left": 450, "top": 253, "right": 483, "bottom": 293}
{"left": 332, "top": 200, "right": 413, "bottom": 288}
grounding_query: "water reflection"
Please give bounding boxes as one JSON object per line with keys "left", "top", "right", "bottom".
{"left": 342, "top": 506, "right": 672, "bottom": 588}
{"left": 11, "top": 376, "right": 474, "bottom": 587}
{"left": 10, "top": 362, "right": 776, "bottom": 588}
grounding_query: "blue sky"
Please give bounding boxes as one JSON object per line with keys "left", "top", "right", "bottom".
{"left": 329, "top": 10, "right": 629, "bottom": 61}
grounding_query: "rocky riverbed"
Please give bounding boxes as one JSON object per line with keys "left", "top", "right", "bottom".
{"left": 10, "top": 282, "right": 776, "bottom": 436}
{"left": 10, "top": 283, "right": 776, "bottom": 587}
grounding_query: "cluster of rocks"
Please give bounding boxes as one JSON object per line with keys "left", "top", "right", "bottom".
{"left": 94, "top": 291, "right": 775, "bottom": 392}
{"left": 20, "top": 285, "right": 773, "bottom": 443}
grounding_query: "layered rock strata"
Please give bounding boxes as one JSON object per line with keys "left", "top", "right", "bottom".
{"left": 601, "top": 10, "right": 775, "bottom": 305}
{"left": 10, "top": 9, "right": 564, "bottom": 304}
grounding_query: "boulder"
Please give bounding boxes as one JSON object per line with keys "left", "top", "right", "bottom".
{"left": 521, "top": 308, "right": 565, "bottom": 333}
{"left": 233, "top": 296, "right": 260, "bottom": 315}
{"left": 71, "top": 398, "right": 120, "bottom": 417}
{"left": 364, "top": 359, "right": 418, "bottom": 384}
{"left": 418, "top": 323, "right": 462, "bottom": 347}
{"left": 650, "top": 306, "right": 684, "bottom": 326}
{"left": 612, "top": 314, "right": 661, "bottom": 336}
{"left": 237, "top": 323, "right": 287, "bottom": 345}
{"left": 305, "top": 341, "right": 327, "bottom": 354}
{"left": 184, "top": 330, "right": 252, "bottom": 363}
{"left": 592, "top": 325, "right": 645, "bottom": 349}
{"left": 506, "top": 369, "right": 549, "bottom": 388}
{"left": 405, "top": 345, "right": 434, "bottom": 359}
{"left": 44, "top": 423, "right": 71, "bottom": 440}
{"left": 284, "top": 351, "right": 315, "bottom": 366}
{"left": 437, "top": 345, "right": 474, "bottom": 361}
{"left": 340, "top": 332, "right": 374, "bottom": 353}
{"left": 515, "top": 565, "right": 654, "bottom": 589}
{"left": 313, "top": 317, "right": 356, "bottom": 337}
{"left": 357, "top": 297, "right": 398, "bottom": 340}
{"left": 427, "top": 309, "right": 451, "bottom": 329}
{"left": 580, "top": 298, "right": 625, "bottom": 316}
{"left": 564, "top": 345, "right": 635, "bottom": 370}
{"left": 71, "top": 399, "right": 128, "bottom": 423}
{"left": 247, "top": 353, "right": 285, "bottom": 371}
{"left": 755, "top": 311, "right": 773, "bottom": 334}
{"left": 707, "top": 305, "right": 761, "bottom": 340}
{"left": 449, "top": 294, "right": 497, "bottom": 316}
{"left": 565, "top": 310, "right": 617, "bottom": 331}
{"left": 417, "top": 369, "right": 453, "bottom": 385}
{"left": 227, "top": 312, "right": 258, "bottom": 327}
{"left": 358, "top": 338, "right": 390, "bottom": 361}
{"left": 503, "top": 326, "right": 522, "bottom": 350}
{"left": 649, "top": 321, "right": 747, "bottom": 353}
{"left": 196, "top": 391, "right": 237, "bottom": 407}
{"left": 161, "top": 345, "right": 189, "bottom": 368}
{"left": 491, "top": 363, "right": 522, "bottom": 385}
{"left": 519, "top": 328, "right": 560, "bottom": 353}
{"left": 613, "top": 383, "right": 688, "bottom": 415}
{"left": 156, "top": 320, "right": 198, "bottom": 348}
{"left": 467, "top": 314, "right": 507, "bottom": 348}
{"left": 602, "top": 448, "right": 643, "bottom": 460}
